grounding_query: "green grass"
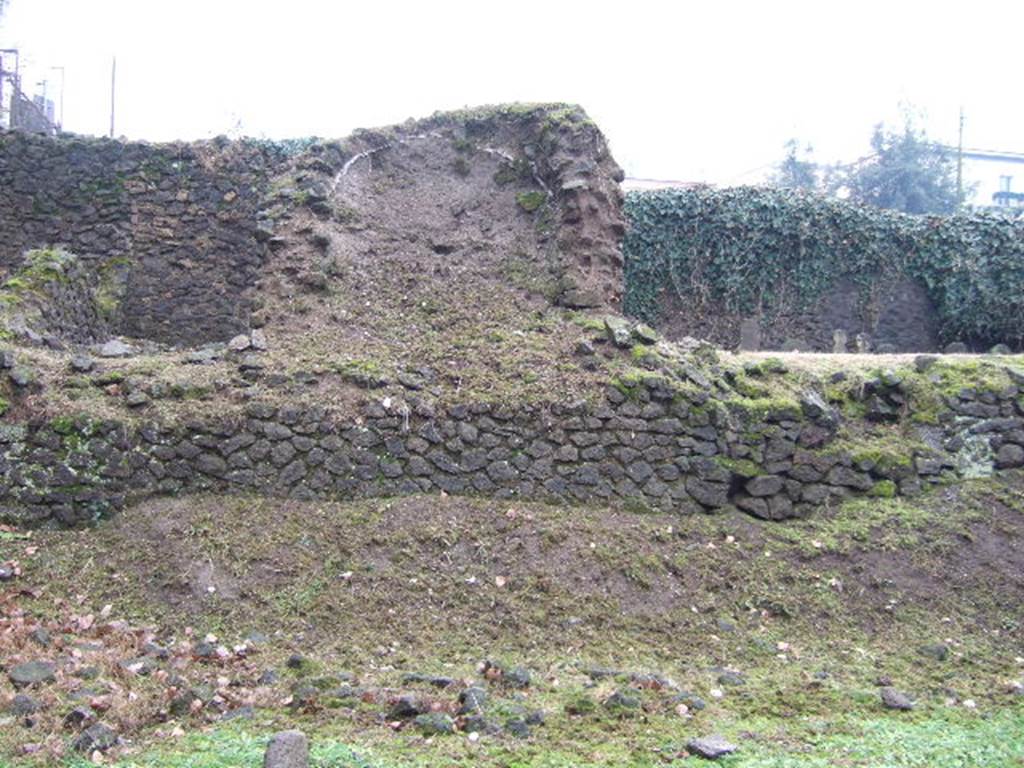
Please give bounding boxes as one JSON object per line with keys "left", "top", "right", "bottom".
{"left": 58, "top": 726, "right": 382, "bottom": 768}
{"left": 716, "top": 709, "right": 1024, "bottom": 767}
{"left": 770, "top": 493, "right": 982, "bottom": 555}
{"left": 44, "top": 707, "right": 1024, "bottom": 767}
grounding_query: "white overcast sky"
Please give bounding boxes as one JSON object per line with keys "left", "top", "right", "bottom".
{"left": 1, "top": 0, "right": 1021, "bottom": 184}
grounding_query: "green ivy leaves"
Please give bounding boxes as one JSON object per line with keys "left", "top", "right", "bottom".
{"left": 623, "top": 187, "right": 1024, "bottom": 348}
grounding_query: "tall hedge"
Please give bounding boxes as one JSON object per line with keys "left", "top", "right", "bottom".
{"left": 623, "top": 186, "right": 1024, "bottom": 348}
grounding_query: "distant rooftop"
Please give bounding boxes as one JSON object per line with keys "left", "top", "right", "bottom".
{"left": 940, "top": 146, "right": 1024, "bottom": 164}
{"left": 621, "top": 177, "right": 709, "bottom": 192}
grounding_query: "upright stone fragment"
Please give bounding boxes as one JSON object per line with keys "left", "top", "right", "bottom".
{"left": 738, "top": 317, "right": 761, "bottom": 351}
{"left": 264, "top": 730, "right": 309, "bottom": 768}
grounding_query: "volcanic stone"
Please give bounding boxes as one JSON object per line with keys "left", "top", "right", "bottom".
{"left": 228, "top": 334, "right": 251, "bottom": 352}
{"left": 414, "top": 712, "right": 455, "bottom": 735}
{"left": 880, "top": 687, "right": 914, "bottom": 710}
{"left": 263, "top": 730, "right": 309, "bottom": 768}
{"left": 504, "top": 666, "right": 532, "bottom": 688}
{"left": 505, "top": 717, "right": 532, "bottom": 737}
{"left": 604, "top": 691, "right": 640, "bottom": 710}
{"left": 70, "top": 354, "right": 95, "bottom": 372}
{"left": 745, "top": 475, "right": 784, "bottom": 497}
{"left": 63, "top": 705, "right": 96, "bottom": 729}
{"left": 458, "top": 686, "right": 488, "bottom": 714}
{"left": 8, "top": 660, "right": 56, "bottom": 687}
{"left": 996, "top": 444, "right": 1024, "bottom": 469}
{"left": 97, "top": 339, "right": 135, "bottom": 358}
{"left": 388, "top": 696, "right": 422, "bottom": 719}
{"left": 72, "top": 722, "right": 118, "bottom": 752}
{"left": 687, "top": 735, "right": 737, "bottom": 759}
{"left": 8, "top": 694, "right": 40, "bottom": 715}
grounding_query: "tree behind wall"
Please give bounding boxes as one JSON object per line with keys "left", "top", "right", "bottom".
{"left": 769, "top": 139, "right": 819, "bottom": 190}
{"left": 840, "top": 121, "right": 962, "bottom": 215}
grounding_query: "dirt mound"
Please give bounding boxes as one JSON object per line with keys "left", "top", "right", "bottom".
{"left": 21, "top": 473, "right": 1024, "bottom": 654}
{"left": 256, "top": 104, "right": 624, "bottom": 333}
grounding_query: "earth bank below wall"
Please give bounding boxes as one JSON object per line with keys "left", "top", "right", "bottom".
{"left": 2, "top": 376, "right": 1023, "bottom": 527}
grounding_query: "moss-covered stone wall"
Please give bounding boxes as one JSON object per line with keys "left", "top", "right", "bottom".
{"left": 0, "top": 131, "right": 286, "bottom": 345}
{"left": 2, "top": 368, "right": 1021, "bottom": 527}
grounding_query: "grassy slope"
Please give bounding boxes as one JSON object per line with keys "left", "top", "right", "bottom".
{"left": 53, "top": 711, "right": 1024, "bottom": 768}
{"left": 2, "top": 473, "right": 1022, "bottom": 767}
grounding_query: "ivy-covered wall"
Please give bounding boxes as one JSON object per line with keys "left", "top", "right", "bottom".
{"left": 623, "top": 187, "right": 1024, "bottom": 352}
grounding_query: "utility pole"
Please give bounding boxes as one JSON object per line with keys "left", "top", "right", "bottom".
{"left": 956, "top": 106, "right": 965, "bottom": 208}
{"left": 50, "top": 65, "right": 64, "bottom": 130}
{"left": 0, "top": 52, "right": 6, "bottom": 127}
{"left": 109, "top": 56, "right": 116, "bottom": 138}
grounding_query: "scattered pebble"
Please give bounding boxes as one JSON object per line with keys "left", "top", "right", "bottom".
{"left": 227, "top": 334, "right": 251, "bottom": 352}
{"left": 880, "top": 687, "right": 914, "bottom": 711}
{"left": 8, "top": 660, "right": 57, "bottom": 688}
{"left": 71, "top": 723, "right": 118, "bottom": 753}
{"left": 687, "top": 734, "right": 737, "bottom": 759}
{"left": 96, "top": 339, "right": 135, "bottom": 358}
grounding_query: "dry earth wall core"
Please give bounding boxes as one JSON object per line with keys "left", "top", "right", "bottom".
{"left": 0, "top": 105, "right": 627, "bottom": 349}
{"left": 328, "top": 105, "right": 627, "bottom": 310}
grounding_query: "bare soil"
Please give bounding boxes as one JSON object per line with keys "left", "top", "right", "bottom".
{"left": 16, "top": 473, "right": 1024, "bottom": 661}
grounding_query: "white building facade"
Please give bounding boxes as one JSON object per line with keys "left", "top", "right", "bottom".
{"left": 961, "top": 150, "right": 1024, "bottom": 210}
